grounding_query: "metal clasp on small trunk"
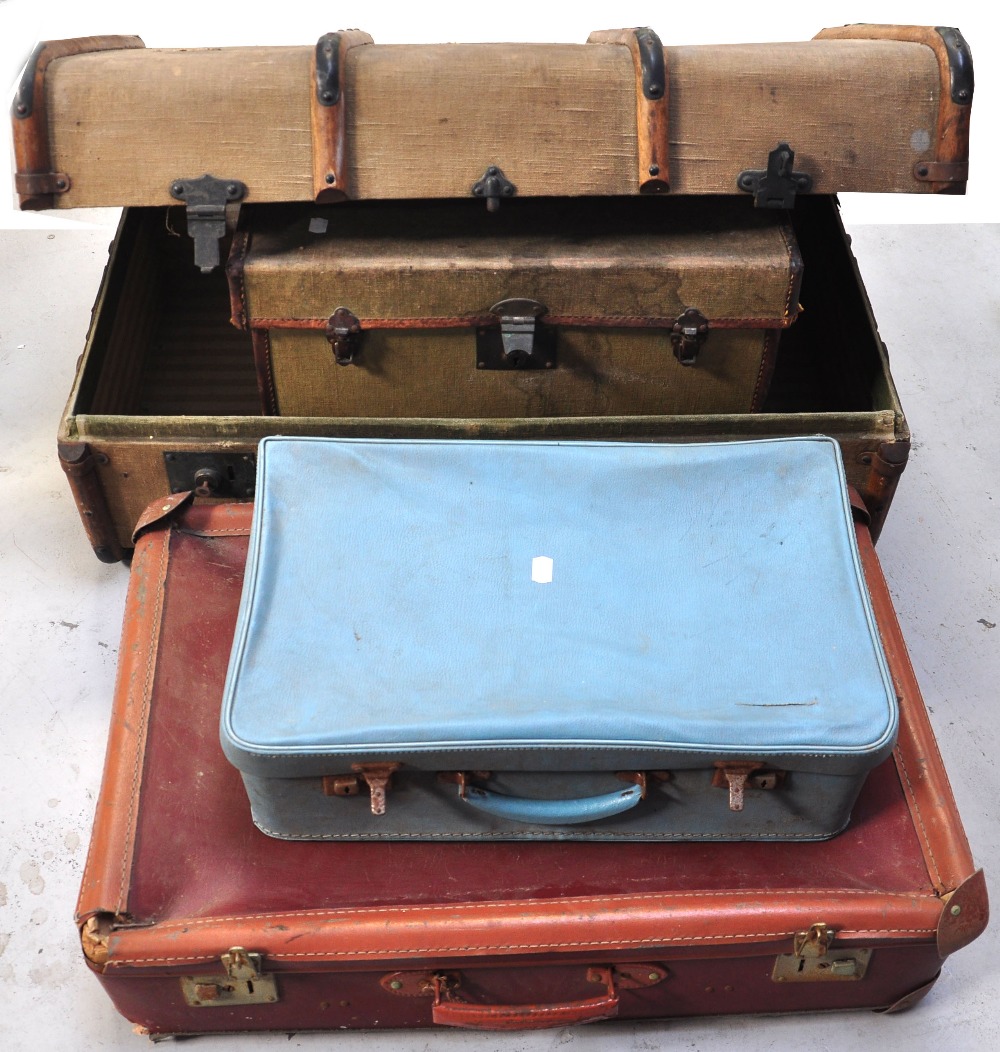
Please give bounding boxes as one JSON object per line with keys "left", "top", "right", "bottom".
{"left": 670, "top": 308, "right": 709, "bottom": 366}
{"left": 325, "top": 307, "right": 362, "bottom": 365}
{"left": 477, "top": 299, "right": 556, "bottom": 370}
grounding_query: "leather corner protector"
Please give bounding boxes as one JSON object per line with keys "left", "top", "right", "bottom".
{"left": 79, "top": 913, "right": 115, "bottom": 970}
{"left": 876, "top": 974, "right": 940, "bottom": 1014}
{"left": 131, "top": 491, "right": 195, "bottom": 545}
{"left": 937, "top": 868, "right": 989, "bottom": 958}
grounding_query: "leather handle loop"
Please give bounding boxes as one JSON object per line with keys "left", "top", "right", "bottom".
{"left": 459, "top": 781, "right": 644, "bottom": 825}
{"left": 431, "top": 968, "right": 620, "bottom": 1030}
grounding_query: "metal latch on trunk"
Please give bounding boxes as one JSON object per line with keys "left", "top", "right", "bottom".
{"left": 325, "top": 307, "right": 363, "bottom": 365}
{"left": 181, "top": 948, "right": 279, "bottom": 1007}
{"left": 169, "top": 174, "right": 247, "bottom": 273}
{"left": 477, "top": 299, "right": 556, "bottom": 370}
{"left": 471, "top": 165, "right": 517, "bottom": 212}
{"left": 737, "top": 142, "right": 813, "bottom": 209}
{"left": 772, "top": 923, "right": 872, "bottom": 983}
{"left": 670, "top": 308, "right": 709, "bottom": 366}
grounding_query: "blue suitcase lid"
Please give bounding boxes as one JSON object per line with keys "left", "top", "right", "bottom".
{"left": 221, "top": 437, "right": 897, "bottom": 777}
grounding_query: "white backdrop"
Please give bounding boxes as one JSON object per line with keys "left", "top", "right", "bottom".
{"left": 0, "top": 0, "right": 995, "bottom": 228}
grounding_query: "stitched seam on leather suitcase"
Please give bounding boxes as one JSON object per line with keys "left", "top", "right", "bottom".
{"left": 77, "top": 524, "right": 173, "bottom": 919}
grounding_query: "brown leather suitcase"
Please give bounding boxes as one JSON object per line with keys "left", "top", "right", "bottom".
{"left": 58, "top": 195, "right": 909, "bottom": 562}
{"left": 76, "top": 496, "right": 986, "bottom": 1036}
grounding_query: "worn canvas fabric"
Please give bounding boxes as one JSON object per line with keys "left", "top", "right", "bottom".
{"left": 228, "top": 197, "right": 802, "bottom": 418}
{"left": 14, "top": 28, "right": 971, "bottom": 211}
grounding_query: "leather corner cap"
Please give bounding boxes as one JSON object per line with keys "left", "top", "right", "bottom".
{"left": 937, "top": 868, "right": 989, "bottom": 958}
{"left": 877, "top": 974, "right": 940, "bottom": 1014}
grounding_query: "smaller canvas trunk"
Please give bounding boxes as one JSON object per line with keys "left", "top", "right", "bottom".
{"left": 226, "top": 198, "right": 802, "bottom": 417}
{"left": 220, "top": 435, "right": 897, "bottom": 841}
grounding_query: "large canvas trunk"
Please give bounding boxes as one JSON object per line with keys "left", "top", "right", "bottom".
{"left": 57, "top": 196, "right": 910, "bottom": 562}
{"left": 226, "top": 197, "right": 802, "bottom": 418}
{"left": 76, "top": 498, "right": 986, "bottom": 1036}
{"left": 13, "top": 26, "right": 972, "bottom": 226}
{"left": 220, "top": 436, "right": 896, "bottom": 842}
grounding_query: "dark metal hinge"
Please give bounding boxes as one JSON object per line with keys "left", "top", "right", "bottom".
{"left": 670, "top": 308, "right": 709, "bottom": 366}
{"left": 737, "top": 142, "right": 813, "bottom": 208}
{"left": 471, "top": 165, "right": 516, "bottom": 212}
{"left": 315, "top": 32, "right": 343, "bottom": 105}
{"left": 634, "top": 28, "right": 665, "bottom": 100}
{"left": 169, "top": 175, "right": 247, "bottom": 273}
{"left": 325, "top": 307, "right": 362, "bottom": 365}
{"left": 477, "top": 299, "right": 556, "bottom": 370}
{"left": 935, "top": 27, "right": 974, "bottom": 104}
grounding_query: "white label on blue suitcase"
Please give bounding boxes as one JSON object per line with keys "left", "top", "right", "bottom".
{"left": 531, "top": 556, "right": 553, "bottom": 584}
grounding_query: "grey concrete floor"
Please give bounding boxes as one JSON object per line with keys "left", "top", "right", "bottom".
{"left": 0, "top": 218, "right": 996, "bottom": 1049}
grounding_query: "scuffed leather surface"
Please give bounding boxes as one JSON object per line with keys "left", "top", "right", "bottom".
{"left": 78, "top": 499, "right": 982, "bottom": 1034}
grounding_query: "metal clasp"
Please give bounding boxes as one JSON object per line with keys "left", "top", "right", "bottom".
{"left": 773, "top": 924, "right": 871, "bottom": 983}
{"left": 325, "top": 307, "right": 362, "bottom": 365}
{"left": 477, "top": 299, "right": 556, "bottom": 370}
{"left": 352, "top": 763, "right": 401, "bottom": 816}
{"left": 671, "top": 308, "right": 709, "bottom": 366}
{"left": 712, "top": 762, "right": 785, "bottom": 811}
{"left": 737, "top": 142, "right": 813, "bottom": 209}
{"left": 169, "top": 174, "right": 246, "bottom": 273}
{"left": 471, "top": 165, "right": 516, "bottom": 212}
{"left": 181, "top": 948, "right": 278, "bottom": 1007}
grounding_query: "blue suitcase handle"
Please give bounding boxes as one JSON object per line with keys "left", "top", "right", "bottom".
{"left": 459, "top": 782, "right": 644, "bottom": 825}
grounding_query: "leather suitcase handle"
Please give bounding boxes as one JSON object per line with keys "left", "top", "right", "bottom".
{"left": 432, "top": 967, "right": 619, "bottom": 1030}
{"left": 459, "top": 781, "right": 643, "bottom": 825}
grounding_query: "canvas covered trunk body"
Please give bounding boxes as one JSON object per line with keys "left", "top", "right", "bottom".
{"left": 57, "top": 196, "right": 910, "bottom": 562}
{"left": 219, "top": 436, "right": 896, "bottom": 842}
{"left": 226, "top": 198, "right": 802, "bottom": 418}
{"left": 76, "top": 498, "right": 987, "bottom": 1036}
{"left": 13, "top": 26, "right": 972, "bottom": 226}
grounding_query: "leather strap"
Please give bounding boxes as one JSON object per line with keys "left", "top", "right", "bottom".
{"left": 310, "top": 30, "right": 373, "bottom": 202}
{"left": 587, "top": 28, "right": 669, "bottom": 193}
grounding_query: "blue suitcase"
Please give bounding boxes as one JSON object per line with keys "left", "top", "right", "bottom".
{"left": 220, "top": 436, "right": 897, "bottom": 841}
